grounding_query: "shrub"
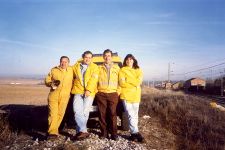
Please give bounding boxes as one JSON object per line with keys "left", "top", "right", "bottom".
{"left": 140, "top": 88, "right": 225, "bottom": 150}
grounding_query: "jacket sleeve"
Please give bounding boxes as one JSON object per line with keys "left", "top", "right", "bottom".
{"left": 116, "top": 67, "right": 121, "bottom": 95}
{"left": 117, "top": 85, "right": 121, "bottom": 95}
{"left": 119, "top": 69, "right": 133, "bottom": 88}
{"left": 72, "top": 64, "right": 77, "bottom": 79}
{"left": 45, "top": 70, "right": 53, "bottom": 87}
{"left": 85, "top": 65, "right": 99, "bottom": 93}
{"left": 126, "top": 69, "right": 143, "bottom": 87}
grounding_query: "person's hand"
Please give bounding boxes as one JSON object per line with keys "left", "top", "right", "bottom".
{"left": 84, "top": 90, "right": 91, "bottom": 97}
{"left": 51, "top": 80, "right": 60, "bottom": 90}
{"left": 53, "top": 80, "right": 60, "bottom": 86}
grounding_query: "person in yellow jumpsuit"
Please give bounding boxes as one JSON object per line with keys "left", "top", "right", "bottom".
{"left": 45, "top": 56, "right": 73, "bottom": 139}
{"left": 119, "top": 54, "right": 144, "bottom": 142}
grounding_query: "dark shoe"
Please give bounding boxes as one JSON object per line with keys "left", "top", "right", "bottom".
{"left": 100, "top": 135, "right": 107, "bottom": 139}
{"left": 99, "top": 134, "right": 108, "bottom": 139}
{"left": 75, "top": 132, "right": 90, "bottom": 140}
{"left": 99, "top": 132, "right": 109, "bottom": 139}
{"left": 130, "top": 133, "right": 144, "bottom": 143}
{"left": 47, "top": 134, "right": 58, "bottom": 140}
{"left": 111, "top": 135, "right": 118, "bottom": 141}
{"left": 129, "top": 134, "right": 137, "bottom": 141}
{"left": 136, "top": 133, "right": 144, "bottom": 143}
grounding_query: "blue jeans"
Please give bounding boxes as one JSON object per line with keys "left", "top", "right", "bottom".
{"left": 73, "top": 94, "right": 94, "bottom": 133}
{"left": 122, "top": 100, "right": 140, "bottom": 134}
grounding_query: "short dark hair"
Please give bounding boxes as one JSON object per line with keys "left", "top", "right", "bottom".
{"left": 123, "top": 54, "right": 139, "bottom": 69}
{"left": 60, "top": 56, "right": 70, "bottom": 62}
{"left": 103, "top": 49, "right": 113, "bottom": 56}
{"left": 82, "top": 51, "right": 93, "bottom": 58}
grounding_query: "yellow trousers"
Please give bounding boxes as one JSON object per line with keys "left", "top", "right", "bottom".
{"left": 48, "top": 92, "right": 70, "bottom": 135}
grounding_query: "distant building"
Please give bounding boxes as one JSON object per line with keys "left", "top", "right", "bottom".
{"left": 10, "top": 82, "right": 21, "bottom": 85}
{"left": 172, "top": 82, "right": 183, "bottom": 90}
{"left": 212, "top": 77, "right": 225, "bottom": 95}
{"left": 214, "top": 77, "right": 225, "bottom": 87}
{"left": 165, "top": 82, "right": 172, "bottom": 89}
{"left": 160, "top": 81, "right": 172, "bottom": 89}
{"left": 184, "top": 77, "right": 206, "bottom": 92}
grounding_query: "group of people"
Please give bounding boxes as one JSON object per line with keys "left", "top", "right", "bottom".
{"left": 45, "top": 49, "right": 144, "bottom": 142}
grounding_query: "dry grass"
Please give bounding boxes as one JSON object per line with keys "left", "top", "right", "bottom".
{"left": 0, "top": 110, "right": 16, "bottom": 147}
{"left": 0, "top": 85, "right": 49, "bottom": 105}
{"left": 140, "top": 88, "right": 225, "bottom": 150}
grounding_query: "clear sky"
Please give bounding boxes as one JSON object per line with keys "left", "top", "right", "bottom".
{"left": 0, "top": 0, "right": 225, "bottom": 80}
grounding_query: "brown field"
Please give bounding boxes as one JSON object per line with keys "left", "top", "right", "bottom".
{"left": 0, "top": 84, "right": 49, "bottom": 105}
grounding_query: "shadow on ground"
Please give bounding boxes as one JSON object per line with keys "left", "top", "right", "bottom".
{"left": 0, "top": 95, "right": 102, "bottom": 142}
{"left": 0, "top": 104, "right": 48, "bottom": 140}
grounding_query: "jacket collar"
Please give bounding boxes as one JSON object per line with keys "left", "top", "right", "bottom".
{"left": 56, "top": 66, "right": 69, "bottom": 72}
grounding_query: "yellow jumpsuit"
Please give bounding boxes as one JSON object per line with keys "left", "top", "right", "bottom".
{"left": 45, "top": 66, "right": 73, "bottom": 135}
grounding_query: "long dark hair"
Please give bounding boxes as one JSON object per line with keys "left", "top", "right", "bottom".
{"left": 123, "top": 54, "right": 139, "bottom": 69}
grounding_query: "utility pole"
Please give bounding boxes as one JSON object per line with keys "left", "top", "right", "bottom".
{"left": 153, "top": 79, "right": 155, "bottom": 87}
{"left": 210, "top": 69, "right": 213, "bottom": 81}
{"left": 168, "top": 63, "right": 171, "bottom": 83}
{"left": 168, "top": 62, "right": 174, "bottom": 83}
{"left": 221, "top": 73, "right": 224, "bottom": 97}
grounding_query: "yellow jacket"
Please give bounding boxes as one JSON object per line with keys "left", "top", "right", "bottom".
{"left": 97, "top": 63, "right": 120, "bottom": 93}
{"left": 45, "top": 66, "right": 73, "bottom": 96}
{"left": 119, "top": 66, "right": 143, "bottom": 103}
{"left": 71, "top": 62, "right": 99, "bottom": 97}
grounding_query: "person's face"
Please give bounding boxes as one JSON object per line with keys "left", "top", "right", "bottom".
{"left": 83, "top": 53, "right": 92, "bottom": 65}
{"left": 60, "top": 58, "right": 69, "bottom": 69}
{"left": 126, "top": 57, "right": 134, "bottom": 67}
{"left": 103, "top": 52, "right": 112, "bottom": 64}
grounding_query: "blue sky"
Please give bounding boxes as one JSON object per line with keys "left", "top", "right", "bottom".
{"left": 0, "top": 0, "right": 225, "bottom": 80}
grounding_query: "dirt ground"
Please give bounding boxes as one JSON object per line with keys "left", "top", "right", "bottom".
{"left": 0, "top": 83, "right": 176, "bottom": 149}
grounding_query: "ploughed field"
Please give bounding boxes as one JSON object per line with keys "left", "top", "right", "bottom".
{"left": 0, "top": 83, "right": 224, "bottom": 150}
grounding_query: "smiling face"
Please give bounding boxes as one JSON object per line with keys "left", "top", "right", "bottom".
{"left": 126, "top": 57, "right": 134, "bottom": 67}
{"left": 60, "top": 57, "right": 69, "bottom": 69}
{"left": 103, "top": 52, "right": 112, "bottom": 64}
{"left": 83, "top": 53, "right": 92, "bottom": 65}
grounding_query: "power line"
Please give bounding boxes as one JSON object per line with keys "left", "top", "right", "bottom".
{"left": 173, "top": 62, "right": 225, "bottom": 76}
{"left": 185, "top": 62, "right": 225, "bottom": 74}
{"left": 181, "top": 57, "right": 225, "bottom": 71}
